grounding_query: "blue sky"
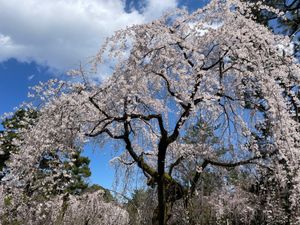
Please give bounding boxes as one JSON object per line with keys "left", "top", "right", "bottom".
{"left": 0, "top": 0, "right": 206, "bottom": 189}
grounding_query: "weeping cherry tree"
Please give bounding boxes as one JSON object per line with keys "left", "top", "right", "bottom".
{"left": 1, "top": 0, "right": 300, "bottom": 224}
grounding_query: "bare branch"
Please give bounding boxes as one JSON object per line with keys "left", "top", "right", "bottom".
{"left": 168, "top": 156, "right": 185, "bottom": 175}
{"left": 152, "top": 70, "right": 188, "bottom": 109}
{"left": 89, "top": 96, "right": 110, "bottom": 118}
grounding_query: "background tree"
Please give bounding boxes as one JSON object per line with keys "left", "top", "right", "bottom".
{"left": 84, "top": 184, "right": 115, "bottom": 202}
{"left": 126, "top": 188, "right": 156, "bottom": 225}
{"left": 0, "top": 109, "right": 122, "bottom": 225}
{"left": 0, "top": 108, "right": 91, "bottom": 195}
{"left": 0, "top": 109, "right": 38, "bottom": 180}
{"left": 0, "top": 187, "right": 129, "bottom": 225}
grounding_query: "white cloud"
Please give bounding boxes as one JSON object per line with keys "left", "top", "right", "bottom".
{"left": 0, "top": 0, "right": 178, "bottom": 71}
{"left": 141, "top": 0, "right": 178, "bottom": 21}
{"left": 28, "top": 74, "right": 35, "bottom": 80}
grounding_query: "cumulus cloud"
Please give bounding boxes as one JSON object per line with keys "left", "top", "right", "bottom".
{"left": 0, "top": 0, "right": 178, "bottom": 70}
{"left": 143, "top": 0, "right": 178, "bottom": 20}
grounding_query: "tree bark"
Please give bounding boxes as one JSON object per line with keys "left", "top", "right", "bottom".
{"left": 157, "top": 140, "right": 167, "bottom": 225}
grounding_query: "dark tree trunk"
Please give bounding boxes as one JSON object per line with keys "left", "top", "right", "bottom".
{"left": 157, "top": 140, "right": 167, "bottom": 225}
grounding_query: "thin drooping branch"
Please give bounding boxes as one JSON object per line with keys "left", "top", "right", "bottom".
{"left": 168, "top": 156, "right": 185, "bottom": 175}
{"left": 201, "top": 50, "right": 229, "bottom": 71}
{"left": 190, "top": 160, "right": 209, "bottom": 196}
{"left": 140, "top": 45, "right": 166, "bottom": 62}
{"left": 190, "top": 150, "right": 278, "bottom": 196}
{"left": 116, "top": 157, "right": 135, "bottom": 166}
{"left": 129, "top": 113, "right": 167, "bottom": 136}
{"left": 168, "top": 105, "right": 191, "bottom": 143}
{"left": 87, "top": 128, "right": 125, "bottom": 139}
{"left": 85, "top": 117, "right": 124, "bottom": 139}
{"left": 123, "top": 120, "right": 159, "bottom": 179}
{"left": 176, "top": 42, "right": 195, "bottom": 68}
{"left": 167, "top": 50, "right": 230, "bottom": 144}
{"left": 152, "top": 70, "right": 188, "bottom": 109}
{"left": 205, "top": 156, "right": 261, "bottom": 168}
{"left": 88, "top": 96, "right": 111, "bottom": 118}
{"left": 87, "top": 118, "right": 113, "bottom": 135}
